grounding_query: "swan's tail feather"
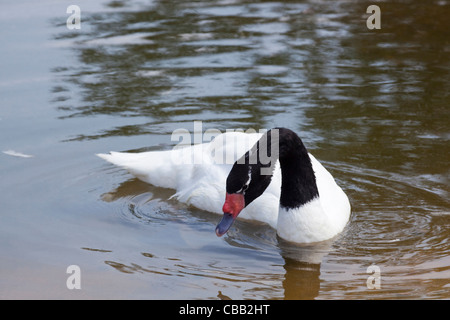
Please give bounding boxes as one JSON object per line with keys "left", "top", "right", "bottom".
{"left": 96, "top": 151, "right": 178, "bottom": 189}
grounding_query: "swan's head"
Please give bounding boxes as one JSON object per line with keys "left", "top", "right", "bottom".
{"left": 215, "top": 149, "right": 274, "bottom": 237}
{"left": 215, "top": 192, "right": 245, "bottom": 237}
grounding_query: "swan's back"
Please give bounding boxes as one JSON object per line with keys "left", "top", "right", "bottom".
{"left": 97, "top": 132, "right": 262, "bottom": 186}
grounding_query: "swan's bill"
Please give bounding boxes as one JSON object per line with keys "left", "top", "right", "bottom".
{"left": 215, "top": 213, "right": 235, "bottom": 237}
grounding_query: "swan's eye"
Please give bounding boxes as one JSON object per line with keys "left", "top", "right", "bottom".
{"left": 239, "top": 166, "right": 252, "bottom": 194}
{"left": 236, "top": 179, "right": 250, "bottom": 194}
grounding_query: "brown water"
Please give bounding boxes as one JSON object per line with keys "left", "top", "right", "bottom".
{"left": 0, "top": 0, "right": 449, "bottom": 299}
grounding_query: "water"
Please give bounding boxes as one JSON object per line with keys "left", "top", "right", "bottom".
{"left": 0, "top": 0, "right": 449, "bottom": 299}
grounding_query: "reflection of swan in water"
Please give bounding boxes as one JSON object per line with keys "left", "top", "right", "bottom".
{"left": 283, "top": 258, "right": 321, "bottom": 299}
{"left": 100, "top": 178, "right": 173, "bottom": 203}
{"left": 278, "top": 239, "right": 333, "bottom": 299}
{"left": 101, "top": 178, "right": 333, "bottom": 300}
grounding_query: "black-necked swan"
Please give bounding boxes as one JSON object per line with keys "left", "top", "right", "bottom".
{"left": 97, "top": 128, "right": 351, "bottom": 243}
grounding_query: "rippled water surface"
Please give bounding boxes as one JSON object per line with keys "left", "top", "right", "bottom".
{"left": 1, "top": 0, "right": 449, "bottom": 299}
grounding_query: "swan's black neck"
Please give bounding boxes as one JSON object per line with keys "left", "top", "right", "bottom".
{"left": 275, "top": 128, "right": 319, "bottom": 209}
{"left": 227, "top": 128, "right": 319, "bottom": 210}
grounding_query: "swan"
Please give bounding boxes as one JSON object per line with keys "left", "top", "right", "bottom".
{"left": 97, "top": 128, "right": 351, "bottom": 243}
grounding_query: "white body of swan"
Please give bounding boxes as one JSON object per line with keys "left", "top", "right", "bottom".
{"left": 98, "top": 131, "right": 351, "bottom": 243}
